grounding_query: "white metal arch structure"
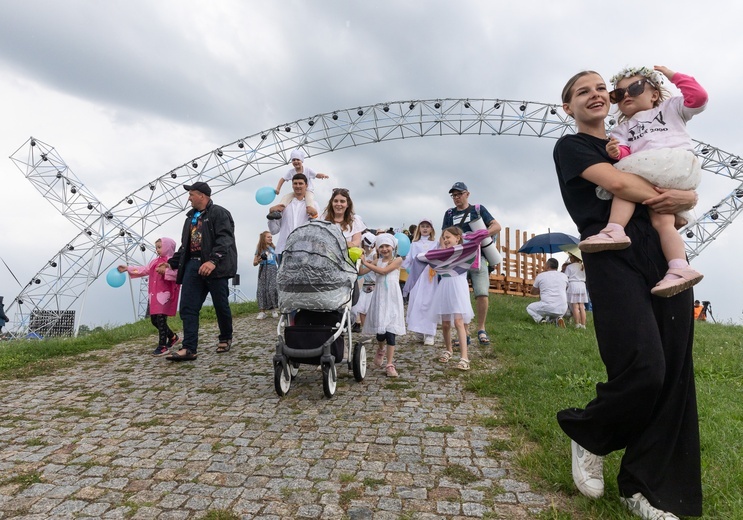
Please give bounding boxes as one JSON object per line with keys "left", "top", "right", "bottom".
{"left": 7, "top": 98, "right": 743, "bottom": 334}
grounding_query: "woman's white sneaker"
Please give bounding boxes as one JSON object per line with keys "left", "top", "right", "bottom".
{"left": 620, "top": 492, "right": 679, "bottom": 520}
{"left": 571, "top": 440, "right": 604, "bottom": 498}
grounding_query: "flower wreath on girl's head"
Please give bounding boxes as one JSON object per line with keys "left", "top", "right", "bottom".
{"left": 610, "top": 66, "right": 665, "bottom": 87}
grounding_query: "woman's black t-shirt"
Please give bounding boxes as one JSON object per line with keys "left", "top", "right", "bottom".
{"left": 553, "top": 132, "right": 647, "bottom": 236}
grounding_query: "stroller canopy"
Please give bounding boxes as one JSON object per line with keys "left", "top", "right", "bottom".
{"left": 277, "top": 220, "right": 358, "bottom": 312}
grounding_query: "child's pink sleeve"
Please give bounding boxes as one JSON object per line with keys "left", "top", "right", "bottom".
{"left": 671, "top": 72, "right": 708, "bottom": 108}
{"left": 126, "top": 265, "right": 148, "bottom": 279}
{"left": 617, "top": 145, "right": 631, "bottom": 160}
{"left": 164, "top": 267, "right": 178, "bottom": 282}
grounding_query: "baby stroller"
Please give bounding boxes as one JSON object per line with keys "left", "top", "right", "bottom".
{"left": 273, "top": 220, "right": 366, "bottom": 398}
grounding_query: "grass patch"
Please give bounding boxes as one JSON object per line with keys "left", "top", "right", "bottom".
{"left": 24, "top": 437, "right": 47, "bottom": 447}
{"left": 1, "top": 471, "right": 42, "bottom": 490}
{"left": 339, "top": 473, "right": 356, "bottom": 484}
{"left": 442, "top": 464, "right": 479, "bottom": 485}
{"left": 338, "top": 487, "right": 362, "bottom": 507}
{"left": 201, "top": 511, "right": 240, "bottom": 520}
{"left": 362, "top": 477, "right": 385, "bottom": 488}
{"left": 468, "top": 294, "right": 743, "bottom": 519}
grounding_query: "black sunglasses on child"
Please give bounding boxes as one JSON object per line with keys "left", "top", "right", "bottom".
{"left": 609, "top": 78, "right": 655, "bottom": 104}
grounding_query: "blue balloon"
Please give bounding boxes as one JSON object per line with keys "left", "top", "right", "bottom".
{"left": 255, "top": 186, "right": 276, "bottom": 205}
{"left": 394, "top": 233, "right": 411, "bottom": 257}
{"left": 106, "top": 268, "right": 126, "bottom": 288}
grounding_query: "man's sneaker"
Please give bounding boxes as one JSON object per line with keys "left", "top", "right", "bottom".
{"left": 423, "top": 335, "right": 435, "bottom": 346}
{"left": 620, "top": 492, "right": 679, "bottom": 520}
{"left": 167, "top": 334, "right": 180, "bottom": 349}
{"left": 152, "top": 345, "right": 170, "bottom": 357}
{"left": 256, "top": 312, "right": 266, "bottom": 320}
{"left": 266, "top": 211, "right": 282, "bottom": 220}
{"left": 571, "top": 440, "right": 604, "bottom": 498}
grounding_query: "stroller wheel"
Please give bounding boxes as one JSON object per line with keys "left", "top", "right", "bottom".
{"left": 322, "top": 363, "right": 336, "bottom": 398}
{"left": 352, "top": 342, "right": 366, "bottom": 382}
{"left": 274, "top": 362, "right": 291, "bottom": 397}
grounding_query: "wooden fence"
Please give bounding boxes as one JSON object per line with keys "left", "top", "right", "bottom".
{"left": 488, "top": 227, "right": 547, "bottom": 297}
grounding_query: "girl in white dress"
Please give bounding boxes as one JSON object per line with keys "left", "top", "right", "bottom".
{"left": 564, "top": 252, "right": 588, "bottom": 329}
{"left": 402, "top": 218, "right": 438, "bottom": 345}
{"left": 351, "top": 232, "right": 376, "bottom": 330}
{"left": 428, "top": 227, "right": 474, "bottom": 371}
{"left": 360, "top": 234, "right": 405, "bottom": 378}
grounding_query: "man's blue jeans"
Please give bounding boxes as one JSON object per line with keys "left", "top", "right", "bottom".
{"left": 179, "top": 258, "right": 233, "bottom": 353}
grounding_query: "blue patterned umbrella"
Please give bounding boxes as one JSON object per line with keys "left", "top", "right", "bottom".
{"left": 518, "top": 232, "right": 579, "bottom": 254}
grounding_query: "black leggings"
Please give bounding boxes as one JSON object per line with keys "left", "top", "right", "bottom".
{"left": 150, "top": 314, "right": 175, "bottom": 346}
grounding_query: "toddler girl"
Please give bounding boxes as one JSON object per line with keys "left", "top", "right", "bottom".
{"left": 360, "top": 233, "right": 405, "bottom": 377}
{"left": 118, "top": 237, "right": 180, "bottom": 356}
{"left": 579, "top": 65, "right": 706, "bottom": 297}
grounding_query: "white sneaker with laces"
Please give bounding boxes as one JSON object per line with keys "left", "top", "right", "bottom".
{"left": 620, "top": 492, "right": 679, "bottom": 520}
{"left": 271, "top": 310, "right": 279, "bottom": 318}
{"left": 256, "top": 312, "right": 266, "bottom": 320}
{"left": 571, "top": 440, "right": 604, "bottom": 498}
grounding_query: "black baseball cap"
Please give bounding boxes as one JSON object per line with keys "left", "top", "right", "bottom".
{"left": 184, "top": 181, "right": 211, "bottom": 196}
{"left": 448, "top": 182, "right": 468, "bottom": 193}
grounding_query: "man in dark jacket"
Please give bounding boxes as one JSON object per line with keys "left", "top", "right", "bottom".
{"left": 163, "top": 182, "right": 237, "bottom": 360}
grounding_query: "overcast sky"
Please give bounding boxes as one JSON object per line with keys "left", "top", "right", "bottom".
{"left": 1, "top": 1, "right": 742, "bottom": 328}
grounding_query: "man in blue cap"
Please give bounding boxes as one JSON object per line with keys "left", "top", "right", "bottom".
{"left": 442, "top": 182, "right": 502, "bottom": 346}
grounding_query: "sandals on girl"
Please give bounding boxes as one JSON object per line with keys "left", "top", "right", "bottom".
{"left": 385, "top": 364, "right": 399, "bottom": 377}
{"left": 650, "top": 267, "right": 703, "bottom": 298}
{"left": 374, "top": 346, "right": 385, "bottom": 368}
{"left": 456, "top": 358, "right": 471, "bottom": 371}
{"left": 216, "top": 339, "right": 232, "bottom": 353}
{"left": 438, "top": 351, "right": 453, "bottom": 363}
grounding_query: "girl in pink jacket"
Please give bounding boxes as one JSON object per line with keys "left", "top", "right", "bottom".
{"left": 118, "top": 237, "right": 181, "bottom": 356}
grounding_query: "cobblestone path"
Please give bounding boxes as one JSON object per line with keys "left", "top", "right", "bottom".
{"left": 0, "top": 314, "right": 556, "bottom": 519}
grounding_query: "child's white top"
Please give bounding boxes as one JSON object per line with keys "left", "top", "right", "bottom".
{"left": 283, "top": 166, "right": 318, "bottom": 191}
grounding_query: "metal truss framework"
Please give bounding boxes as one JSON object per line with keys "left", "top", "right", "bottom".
{"left": 7, "top": 98, "right": 743, "bottom": 334}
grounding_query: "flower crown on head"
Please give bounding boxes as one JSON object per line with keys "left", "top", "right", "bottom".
{"left": 610, "top": 66, "right": 664, "bottom": 88}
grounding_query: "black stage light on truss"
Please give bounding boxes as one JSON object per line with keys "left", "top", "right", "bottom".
{"left": 701, "top": 147, "right": 709, "bottom": 154}
{"left": 240, "top": 140, "right": 247, "bottom": 147}
{"left": 87, "top": 203, "right": 93, "bottom": 210}
{"left": 67, "top": 244, "right": 75, "bottom": 251}
{"left": 285, "top": 126, "right": 291, "bottom": 132}
{"left": 85, "top": 229, "right": 92, "bottom": 236}
{"left": 41, "top": 154, "right": 48, "bottom": 161}
{"left": 550, "top": 107, "right": 557, "bottom": 115}
{"left": 409, "top": 103, "right": 415, "bottom": 110}
{"left": 686, "top": 230, "right": 694, "bottom": 238}
{"left": 140, "top": 244, "right": 146, "bottom": 252}
{"left": 710, "top": 210, "right": 719, "bottom": 220}
{"left": 149, "top": 184, "right": 156, "bottom": 190}
{"left": 332, "top": 113, "right": 338, "bottom": 120}
{"left": 216, "top": 149, "right": 223, "bottom": 157}
{"left": 434, "top": 102, "right": 441, "bottom": 109}
{"left": 519, "top": 103, "right": 527, "bottom": 111}
{"left": 70, "top": 187, "right": 77, "bottom": 194}
{"left": 731, "top": 159, "right": 739, "bottom": 167}
{"left": 494, "top": 102, "right": 501, "bottom": 109}
{"left": 171, "top": 172, "right": 177, "bottom": 179}
{"left": 191, "top": 161, "right": 198, "bottom": 169}
{"left": 105, "top": 212, "right": 113, "bottom": 220}
{"left": 30, "top": 139, "right": 36, "bottom": 146}
{"left": 56, "top": 172, "right": 62, "bottom": 178}
{"left": 49, "top": 261, "right": 57, "bottom": 267}
{"left": 308, "top": 120, "right": 315, "bottom": 126}
{"left": 357, "top": 109, "right": 363, "bottom": 116}
{"left": 127, "top": 198, "right": 133, "bottom": 204}
{"left": 736, "top": 189, "right": 743, "bottom": 198}
{"left": 119, "top": 230, "right": 125, "bottom": 236}
{"left": 383, "top": 105, "right": 389, "bottom": 112}
{"left": 464, "top": 101, "right": 470, "bottom": 108}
